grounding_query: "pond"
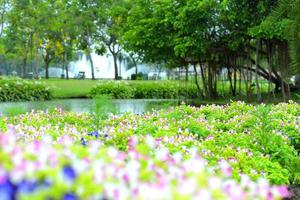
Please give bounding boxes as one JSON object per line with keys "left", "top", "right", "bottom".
{"left": 0, "top": 99, "right": 180, "bottom": 116}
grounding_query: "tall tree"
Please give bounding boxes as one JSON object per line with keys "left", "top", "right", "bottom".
{"left": 70, "top": 0, "right": 106, "bottom": 80}
{"left": 96, "top": 0, "right": 130, "bottom": 80}
{"left": 5, "top": 0, "right": 37, "bottom": 77}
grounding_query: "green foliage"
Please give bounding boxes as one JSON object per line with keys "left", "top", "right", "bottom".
{"left": 89, "top": 81, "right": 198, "bottom": 99}
{"left": 0, "top": 0, "right": 298, "bottom": 101}
{"left": 248, "top": 19, "right": 290, "bottom": 40}
{"left": 0, "top": 77, "right": 52, "bottom": 102}
{"left": 89, "top": 81, "right": 135, "bottom": 99}
{"left": 250, "top": 0, "right": 300, "bottom": 73}
{"left": 90, "top": 95, "right": 116, "bottom": 131}
{"left": 102, "top": 102, "right": 300, "bottom": 184}
{"left": 5, "top": 101, "right": 299, "bottom": 184}
{"left": 4, "top": 105, "right": 26, "bottom": 117}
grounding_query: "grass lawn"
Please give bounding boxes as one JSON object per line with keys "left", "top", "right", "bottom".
{"left": 39, "top": 78, "right": 300, "bottom": 103}
{"left": 41, "top": 79, "right": 98, "bottom": 98}
{"left": 41, "top": 79, "right": 198, "bottom": 99}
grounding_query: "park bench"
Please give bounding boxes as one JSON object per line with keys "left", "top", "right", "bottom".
{"left": 76, "top": 71, "right": 85, "bottom": 79}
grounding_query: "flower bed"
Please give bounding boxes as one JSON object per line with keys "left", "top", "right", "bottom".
{"left": 0, "top": 129, "right": 289, "bottom": 200}
{"left": 1, "top": 102, "right": 299, "bottom": 199}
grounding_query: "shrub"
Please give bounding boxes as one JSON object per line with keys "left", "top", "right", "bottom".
{"left": 89, "top": 81, "right": 135, "bottom": 99}
{"left": 90, "top": 81, "right": 198, "bottom": 99}
{"left": 0, "top": 77, "right": 52, "bottom": 102}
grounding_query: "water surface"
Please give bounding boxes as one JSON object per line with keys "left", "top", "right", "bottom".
{"left": 0, "top": 99, "right": 179, "bottom": 116}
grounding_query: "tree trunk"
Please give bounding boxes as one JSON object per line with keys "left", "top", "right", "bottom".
{"left": 248, "top": 57, "right": 282, "bottom": 88}
{"left": 130, "top": 55, "right": 138, "bottom": 76}
{"left": 157, "top": 65, "right": 163, "bottom": 80}
{"left": 267, "top": 40, "right": 276, "bottom": 100}
{"left": 193, "top": 63, "right": 203, "bottom": 98}
{"left": 227, "top": 67, "right": 234, "bottom": 95}
{"left": 221, "top": 71, "right": 225, "bottom": 97}
{"left": 22, "top": 44, "right": 28, "bottom": 78}
{"left": 87, "top": 52, "right": 95, "bottom": 80}
{"left": 208, "top": 61, "right": 217, "bottom": 99}
{"left": 66, "top": 64, "right": 69, "bottom": 79}
{"left": 241, "top": 65, "right": 283, "bottom": 92}
{"left": 118, "top": 56, "right": 122, "bottom": 77}
{"left": 213, "top": 68, "right": 217, "bottom": 98}
{"left": 185, "top": 66, "right": 188, "bottom": 81}
{"left": 281, "top": 78, "right": 286, "bottom": 102}
{"left": 255, "top": 40, "right": 263, "bottom": 102}
{"left": 244, "top": 47, "right": 251, "bottom": 99}
{"left": 233, "top": 68, "right": 237, "bottom": 96}
{"left": 287, "top": 84, "right": 291, "bottom": 99}
{"left": 64, "top": 51, "right": 69, "bottom": 79}
{"left": 200, "top": 62, "right": 209, "bottom": 98}
{"left": 113, "top": 53, "right": 119, "bottom": 79}
{"left": 242, "top": 68, "right": 248, "bottom": 98}
{"left": 238, "top": 68, "right": 242, "bottom": 95}
{"left": 277, "top": 40, "right": 291, "bottom": 100}
{"left": 29, "top": 33, "right": 34, "bottom": 75}
{"left": 45, "top": 61, "right": 49, "bottom": 79}
{"left": 43, "top": 49, "right": 52, "bottom": 79}
{"left": 135, "top": 65, "right": 138, "bottom": 75}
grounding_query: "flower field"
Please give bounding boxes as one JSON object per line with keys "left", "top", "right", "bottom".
{"left": 0, "top": 102, "right": 299, "bottom": 199}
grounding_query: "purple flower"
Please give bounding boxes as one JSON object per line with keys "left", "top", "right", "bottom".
{"left": 63, "top": 193, "right": 77, "bottom": 200}
{"left": 18, "top": 179, "right": 37, "bottom": 193}
{"left": 63, "top": 166, "right": 76, "bottom": 182}
{"left": 39, "top": 179, "right": 51, "bottom": 188}
{"left": 0, "top": 177, "right": 16, "bottom": 200}
{"left": 80, "top": 138, "right": 87, "bottom": 146}
{"left": 88, "top": 131, "right": 99, "bottom": 138}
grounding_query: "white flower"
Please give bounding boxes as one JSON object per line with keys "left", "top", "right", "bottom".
{"left": 156, "top": 148, "right": 169, "bottom": 160}
{"left": 145, "top": 135, "right": 155, "bottom": 148}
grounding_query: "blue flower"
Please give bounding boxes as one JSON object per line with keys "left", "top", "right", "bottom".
{"left": 18, "top": 179, "right": 37, "bottom": 194}
{"left": 0, "top": 177, "right": 16, "bottom": 200}
{"left": 40, "top": 179, "right": 52, "bottom": 188}
{"left": 88, "top": 130, "right": 99, "bottom": 138}
{"left": 63, "top": 166, "right": 76, "bottom": 182}
{"left": 80, "top": 138, "right": 87, "bottom": 146}
{"left": 63, "top": 193, "right": 77, "bottom": 200}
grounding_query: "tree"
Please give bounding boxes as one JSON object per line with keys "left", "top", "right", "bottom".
{"left": 270, "top": 0, "right": 300, "bottom": 72}
{"left": 35, "top": 1, "right": 65, "bottom": 79}
{"left": 68, "top": 0, "right": 104, "bottom": 80}
{"left": 96, "top": 0, "right": 130, "bottom": 80}
{"left": 5, "top": 0, "right": 37, "bottom": 77}
{"left": 122, "top": 0, "right": 177, "bottom": 64}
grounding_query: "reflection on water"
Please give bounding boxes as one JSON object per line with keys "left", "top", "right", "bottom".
{"left": 0, "top": 99, "right": 179, "bottom": 116}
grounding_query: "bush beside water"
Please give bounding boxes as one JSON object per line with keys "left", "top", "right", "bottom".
{"left": 0, "top": 77, "right": 52, "bottom": 102}
{"left": 89, "top": 81, "right": 198, "bottom": 99}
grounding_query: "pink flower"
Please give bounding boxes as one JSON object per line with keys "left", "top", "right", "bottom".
{"left": 220, "top": 161, "right": 232, "bottom": 177}
{"left": 128, "top": 136, "right": 138, "bottom": 149}
{"left": 276, "top": 186, "right": 289, "bottom": 198}
{"left": 123, "top": 173, "right": 129, "bottom": 183}
{"left": 206, "top": 135, "right": 214, "bottom": 141}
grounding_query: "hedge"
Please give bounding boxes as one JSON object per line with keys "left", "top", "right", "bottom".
{"left": 89, "top": 81, "right": 198, "bottom": 99}
{"left": 0, "top": 77, "right": 52, "bottom": 102}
